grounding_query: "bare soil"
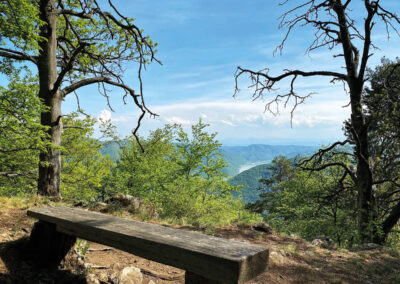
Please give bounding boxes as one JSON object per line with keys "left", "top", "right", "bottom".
{"left": 1, "top": 201, "right": 400, "bottom": 283}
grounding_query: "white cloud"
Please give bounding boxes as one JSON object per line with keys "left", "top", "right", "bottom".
{"left": 165, "top": 116, "right": 193, "bottom": 125}
{"left": 221, "top": 120, "right": 236, "bottom": 126}
{"left": 98, "top": 109, "right": 112, "bottom": 121}
{"left": 106, "top": 90, "right": 351, "bottom": 145}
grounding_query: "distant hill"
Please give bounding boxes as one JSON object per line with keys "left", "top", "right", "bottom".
{"left": 220, "top": 144, "right": 317, "bottom": 176}
{"left": 99, "top": 142, "right": 317, "bottom": 176}
{"left": 100, "top": 141, "right": 122, "bottom": 162}
{"left": 229, "top": 163, "right": 273, "bottom": 203}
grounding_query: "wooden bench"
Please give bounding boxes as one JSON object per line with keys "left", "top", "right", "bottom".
{"left": 27, "top": 206, "right": 269, "bottom": 284}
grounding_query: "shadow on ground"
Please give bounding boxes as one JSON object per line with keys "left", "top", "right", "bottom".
{"left": 0, "top": 237, "right": 87, "bottom": 284}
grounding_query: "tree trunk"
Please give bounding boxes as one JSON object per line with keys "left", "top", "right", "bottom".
{"left": 37, "top": 0, "right": 62, "bottom": 196}
{"left": 374, "top": 201, "right": 400, "bottom": 244}
{"left": 349, "top": 82, "right": 374, "bottom": 242}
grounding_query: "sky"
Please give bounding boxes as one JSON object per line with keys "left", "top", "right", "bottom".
{"left": 62, "top": 0, "right": 400, "bottom": 146}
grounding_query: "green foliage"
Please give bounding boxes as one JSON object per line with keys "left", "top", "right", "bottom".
{"left": 106, "top": 120, "right": 260, "bottom": 227}
{"left": 343, "top": 58, "right": 400, "bottom": 242}
{"left": 99, "top": 141, "right": 317, "bottom": 177}
{"left": 60, "top": 113, "right": 114, "bottom": 202}
{"left": 0, "top": 0, "right": 43, "bottom": 51}
{"left": 251, "top": 155, "right": 357, "bottom": 247}
{"left": 0, "top": 68, "right": 49, "bottom": 196}
{"left": 365, "top": 59, "right": 400, "bottom": 216}
{"left": 228, "top": 163, "right": 272, "bottom": 203}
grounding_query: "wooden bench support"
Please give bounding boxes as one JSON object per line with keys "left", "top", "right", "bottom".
{"left": 185, "top": 271, "right": 223, "bottom": 284}
{"left": 29, "top": 220, "right": 76, "bottom": 267}
{"left": 28, "top": 206, "right": 269, "bottom": 283}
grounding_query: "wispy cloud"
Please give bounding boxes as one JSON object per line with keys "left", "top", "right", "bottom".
{"left": 101, "top": 89, "right": 350, "bottom": 144}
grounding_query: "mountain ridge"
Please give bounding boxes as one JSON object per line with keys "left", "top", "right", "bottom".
{"left": 99, "top": 142, "right": 317, "bottom": 177}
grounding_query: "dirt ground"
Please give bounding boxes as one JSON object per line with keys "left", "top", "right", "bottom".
{"left": 1, "top": 202, "right": 400, "bottom": 283}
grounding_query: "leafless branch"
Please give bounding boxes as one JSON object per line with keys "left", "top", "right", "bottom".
{"left": 0, "top": 48, "right": 37, "bottom": 64}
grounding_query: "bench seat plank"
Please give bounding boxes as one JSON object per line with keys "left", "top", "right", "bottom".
{"left": 28, "top": 206, "right": 268, "bottom": 284}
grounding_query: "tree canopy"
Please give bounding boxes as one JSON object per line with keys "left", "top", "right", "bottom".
{"left": 0, "top": 0, "right": 159, "bottom": 196}
{"left": 105, "top": 121, "right": 260, "bottom": 227}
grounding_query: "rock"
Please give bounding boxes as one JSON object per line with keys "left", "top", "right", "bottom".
{"left": 73, "top": 200, "right": 88, "bottom": 207}
{"left": 99, "top": 272, "right": 109, "bottom": 282}
{"left": 148, "top": 281, "right": 156, "bottom": 284}
{"left": 270, "top": 250, "right": 286, "bottom": 264}
{"left": 95, "top": 202, "right": 108, "bottom": 212}
{"left": 87, "top": 273, "right": 100, "bottom": 284}
{"left": 109, "top": 194, "right": 142, "bottom": 210}
{"left": 252, "top": 222, "right": 272, "bottom": 234}
{"left": 110, "top": 272, "right": 119, "bottom": 284}
{"left": 310, "top": 236, "right": 334, "bottom": 248}
{"left": 97, "top": 202, "right": 107, "bottom": 208}
{"left": 360, "top": 243, "right": 382, "bottom": 250}
{"left": 139, "top": 203, "right": 159, "bottom": 219}
{"left": 118, "top": 267, "right": 143, "bottom": 284}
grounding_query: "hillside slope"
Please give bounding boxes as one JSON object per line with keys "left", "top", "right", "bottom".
{"left": 229, "top": 163, "right": 272, "bottom": 203}
{"left": 221, "top": 144, "right": 317, "bottom": 176}
{"left": 1, "top": 199, "right": 399, "bottom": 284}
{"left": 100, "top": 142, "right": 317, "bottom": 176}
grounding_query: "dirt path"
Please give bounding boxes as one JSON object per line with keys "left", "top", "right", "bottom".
{"left": 0, "top": 203, "right": 399, "bottom": 283}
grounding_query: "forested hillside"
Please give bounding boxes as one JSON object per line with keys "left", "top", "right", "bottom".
{"left": 100, "top": 143, "right": 317, "bottom": 176}
{"left": 229, "top": 163, "right": 273, "bottom": 203}
{"left": 220, "top": 145, "right": 316, "bottom": 176}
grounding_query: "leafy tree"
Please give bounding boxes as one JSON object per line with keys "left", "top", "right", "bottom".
{"left": 107, "top": 121, "right": 259, "bottom": 227}
{"left": 0, "top": 0, "right": 158, "bottom": 196}
{"left": 60, "top": 113, "right": 114, "bottom": 202}
{"left": 0, "top": 67, "right": 49, "bottom": 195}
{"left": 254, "top": 156, "right": 357, "bottom": 246}
{"left": 247, "top": 156, "right": 296, "bottom": 214}
{"left": 234, "top": 0, "right": 400, "bottom": 242}
{"left": 344, "top": 59, "right": 400, "bottom": 243}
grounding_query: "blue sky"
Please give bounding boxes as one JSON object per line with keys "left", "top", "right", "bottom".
{"left": 62, "top": 0, "right": 400, "bottom": 146}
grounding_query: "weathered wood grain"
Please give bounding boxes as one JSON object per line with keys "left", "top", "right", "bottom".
{"left": 27, "top": 206, "right": 269, "bottom": 284}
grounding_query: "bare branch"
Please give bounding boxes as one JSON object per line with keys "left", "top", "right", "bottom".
{"left": 53, "top": 43, "right": 89, "bottom": 92}
{"left": 0, "top": 171, "right": 36, "bottom": 179}
{"left": 63, "top": 126, "right": 84, "bottom": 130}
{"left": 0, "top": 48, "right": 37, "bottom": 64}
{"left": 57, "top": 9, "right": 94, "bottom": 19}
{"left": 234, "top": 66, "right": 346, "bottom": 121}
{"left": 298, "top": 140, "right": 351, "bottom": 165}
{"left": 301, "top": 162, "right": 356, "bottom": 182}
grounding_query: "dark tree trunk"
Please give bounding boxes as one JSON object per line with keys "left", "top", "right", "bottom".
{"left": 349, "top": 82, "right": 374, "bottom": 242}
{"left": 374, "top": 201, "right": 400, "bottom": 244}
{"left": 37, "top": 0, "right": 62, "bottom": 196}
{"left": 335, "top": 2, "right": 375, "bottom": 242}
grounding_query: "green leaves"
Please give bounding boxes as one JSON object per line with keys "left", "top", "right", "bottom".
{"left": 60, "top": 113, "right": 114, "bottom": 202}
{"left": 107, "top": 120, "right": 259, "bottom": 227}
{"left": 254, "top": 155, "right": 357, "bottom": 246}
{"left": 0, "top": 0, "right": 43, "bottom": 51}
{"left": 0, "top": 67, "right": 48, "bottom": 195}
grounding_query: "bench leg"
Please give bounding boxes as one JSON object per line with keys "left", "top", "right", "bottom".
{"left": 185, "top": 271, "right": 224, "bottom": 284}
{"left": 29, "top": 221, "right": 76, "bottom": 267}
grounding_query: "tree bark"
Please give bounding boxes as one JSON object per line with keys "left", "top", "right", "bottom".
{"left": 374, "top": 201, "right": 400, "bottom": 244}
{"left": 334, "top": 1, "right": 375, "bottom": 242}
{"left": 349, "top": 81, "right": 374, "bottom": 242}
{"left": 37, "top": 0, "right": 62, "bottom": 196}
